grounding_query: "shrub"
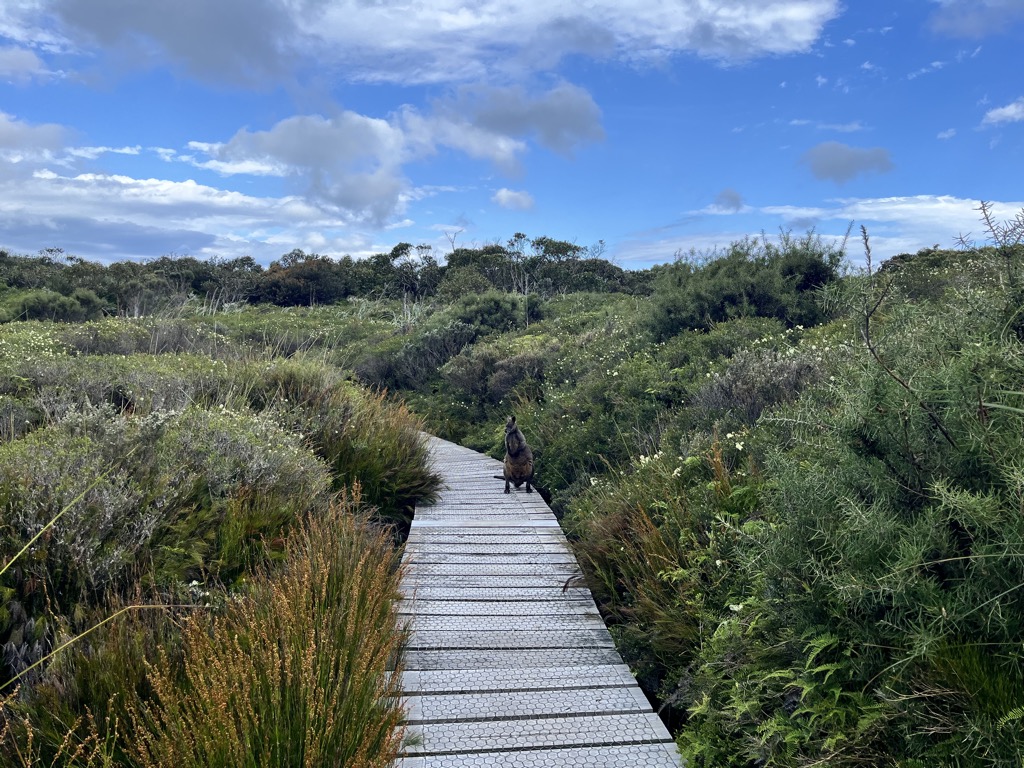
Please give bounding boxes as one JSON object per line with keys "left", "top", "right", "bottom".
{"left": 647, "top": 232, "right": 841, "bottom": 339}
{"left": 676, "top": 282, "right": 1024, "bottom": 766}
{"left": 436, "top": 265, "right": 494, "bottom": 302}
{"left": 688, "top": 346, "right": 824, "bottom": 428}
{"left": 455, "top": 290, "right": 523, "bottom": 335}
{"left": 391, "top": 321, "right": 477, "bottom": 389}
{"left": 565, "top": 440, "right": 759, "bottom": 722}
{"left": 0, "top": 289, "right": 105, "bottom": 324}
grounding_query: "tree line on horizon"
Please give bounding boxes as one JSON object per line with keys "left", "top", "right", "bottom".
{"left": 0, "top": 235, "right": 656, "bottom": 320}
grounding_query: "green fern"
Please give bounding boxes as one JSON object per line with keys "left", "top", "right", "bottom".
{"left": 998, "top": 704, "right": 1024, "bottom": 730}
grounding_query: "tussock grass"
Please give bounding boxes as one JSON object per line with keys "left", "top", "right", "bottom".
{"left": 127, "top": 492, "right": 406, "bottom": 768}
{"left": 1, "top": 492, "right": 408, "bottom": 768}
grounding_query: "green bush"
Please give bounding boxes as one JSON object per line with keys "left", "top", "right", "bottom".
{"left": 455, "top": 290, "right": 525, "bottom": 334}
{"left": 688, "top": 346, "right": 824, "bottom": 428}
{"left": 0, "top": 288, "right": 105, "bottom": 324}
{"left": 436, "top": 265, "right": 494, "bottom": 302}
{"left": 647, "top": 232, "right": 841, "bottom": 339}
{"left": 674, "top": 277, "right": 1024, "bottom": 766}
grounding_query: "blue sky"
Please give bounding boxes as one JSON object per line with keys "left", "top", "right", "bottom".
{"left": 0, "top": 0, "right": 1022, "bottom": 268}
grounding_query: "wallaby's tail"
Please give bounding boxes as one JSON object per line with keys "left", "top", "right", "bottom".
{"left": 493, "top": 474, "right": 504, "bottom": 480}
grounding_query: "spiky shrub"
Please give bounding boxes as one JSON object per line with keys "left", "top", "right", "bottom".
{"left": 238, "top": 357, "right": 441, "bottom": 524}
{"left": 565, "top": 437, "right": 760, "bottom": 721}
{"left": 128, "top": 494, "right": 407, "bottom": 768}
{"left": 0, "top": 404, "right": 332, "bottom": 689}
{"left": 677, "top": 268, "right": 1024, "bottom": 766}
{"left": 688, "top": 345, "right": 824, "bottom": 428}
{"left": 6, "top": 353, "right": 235, "bottom": 421}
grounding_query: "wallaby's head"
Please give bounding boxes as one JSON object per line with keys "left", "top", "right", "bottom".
{"left": 505, "top": 415, "right": 517, "bottom": 435}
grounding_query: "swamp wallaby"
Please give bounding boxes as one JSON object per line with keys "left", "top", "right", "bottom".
{"left": 498, "top": 415, "right": 534, "bottom": 493}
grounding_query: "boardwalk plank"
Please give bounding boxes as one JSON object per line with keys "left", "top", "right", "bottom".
{"left": 398, "top": 435, "right": 683, "bottom": 767}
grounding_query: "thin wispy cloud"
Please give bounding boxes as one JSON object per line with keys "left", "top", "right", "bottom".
{"left": 907, "top": 60, "right": 945, "bottom": 79}
{"left": 790, "top": 119, "right": 866, "bottom": 132}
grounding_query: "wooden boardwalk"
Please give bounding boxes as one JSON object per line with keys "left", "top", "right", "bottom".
{"left": 397, "top": 436, "right": 682, "bottom": 768}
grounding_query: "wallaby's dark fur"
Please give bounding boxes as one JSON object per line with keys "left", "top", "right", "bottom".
{"left": 501, "top": 415, "right": 534, "bottom": 494}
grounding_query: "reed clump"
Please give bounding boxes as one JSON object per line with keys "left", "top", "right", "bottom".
{"left": 127, "top": 491, "right": 406, "bottom": 768}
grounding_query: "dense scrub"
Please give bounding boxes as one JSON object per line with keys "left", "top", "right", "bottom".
{"left": 347, "top": 226, "right": 1023, "bottom": 765}
{"left": 0, "top": 316, "right": 439, "bottom": 764}
{"left": 564, "top": 237, "right": 1024, "bottom": 766}
{"left": 3, "top": 220, "right": 1022, "bottom": 765}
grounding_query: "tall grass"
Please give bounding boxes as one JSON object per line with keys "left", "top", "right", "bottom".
{"left": 1, "top": 492, "right": 408, "bottom": 767}
{"left": 0, "top": 314, "right": 439, "bottom": 764}
{"left": 127, "top": 491, "right": 406, "bottom": 768}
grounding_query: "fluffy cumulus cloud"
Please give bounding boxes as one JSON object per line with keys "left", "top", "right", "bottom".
{"left": 929, "top": 0, "right": 1024, "bottom": 37}
{"left": 801, "top": 141, "right": 893, "bottom": 183}
{"left": 0, "top": 112, "right": 65, "bottom": 171}
{"left": 13, "top": 0, "right": 840, "bottom": 85}
{"left": 0, "top": 168, "right": 379, "bottom": 262}
{"left": 413, "top": 83, "right": 605, "bottom": 171}
{"left": 177, "top": 83, "right": 603, "bottom": 222}
{"left": 982, "top": 97, "right": 1024, "bottom": 125}
{"left": 193, "top": 112, "right": 408, "bottom": 224}
{"left": 0, "top": 45, "right": 47, "bottom": 80}
{"left": 492, "top": 188, "right": 535, "bottom": 211}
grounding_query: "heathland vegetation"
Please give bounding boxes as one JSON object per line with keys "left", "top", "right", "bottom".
{"left": 2, "top": 207, "right": 1023, "bottom": 766}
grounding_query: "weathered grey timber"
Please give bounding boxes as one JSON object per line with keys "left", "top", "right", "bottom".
{"left": 398, "top": 435, "right": 683, "bottom": 768}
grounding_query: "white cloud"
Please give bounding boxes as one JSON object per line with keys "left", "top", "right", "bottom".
{"left": 843, "top": 38, "right": 856, "bottom": 46}
{"left": 982, "top": 97, "right": 1024, "bottom": 125}
{"left": 815, "top": 74, "right": 827, "bottom": 86}
{"left": 434, "top": 83, "right": 605, "bottom": 155}
{"left": 402, "top": 82, "right": 604, "bottom": 174}
{"left": 0, "top": 112, "right": 65, "bottom": 169}
{"left": 492, "top": 188, "right": 535, "bottom": 211}
{"left": 66, "top": 145, "right": 142, "bottom": 160}
{"left": 23, "top": 0, "right": 841, "bottom": 86}
{"left": 622, "top": 195, "right": 1024, "bottom": 267}
{"left": 0, "top": 168, "right": 381, "bottom": 262}
{"left": 907, "top": 60, "right": 945, "bottom": 79}
{"left": 763, "top": 195, "right": 1024, "bottom": 253}
{"left": 801, "top": 141, "right": 893, "bottom": 183}
{"left": 937, "top": 128, "right": 957, "bottom": 139}
{"left": 152, "top": 84, "right": 601, "bottom": 225}
{"left": 0, "top": 111, "right": 65, "bottom": 151}
{"left": 189, "top": 112, "right": 409, "bottom": 225}
{"left": 790, "top": 119, "right": 866, "bottom": 132}
{"left": 929, "top": 0, "right": 1024, "bottom": 38}
{"left": 0, "top": 45, "right": 48, "bottom": 80}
